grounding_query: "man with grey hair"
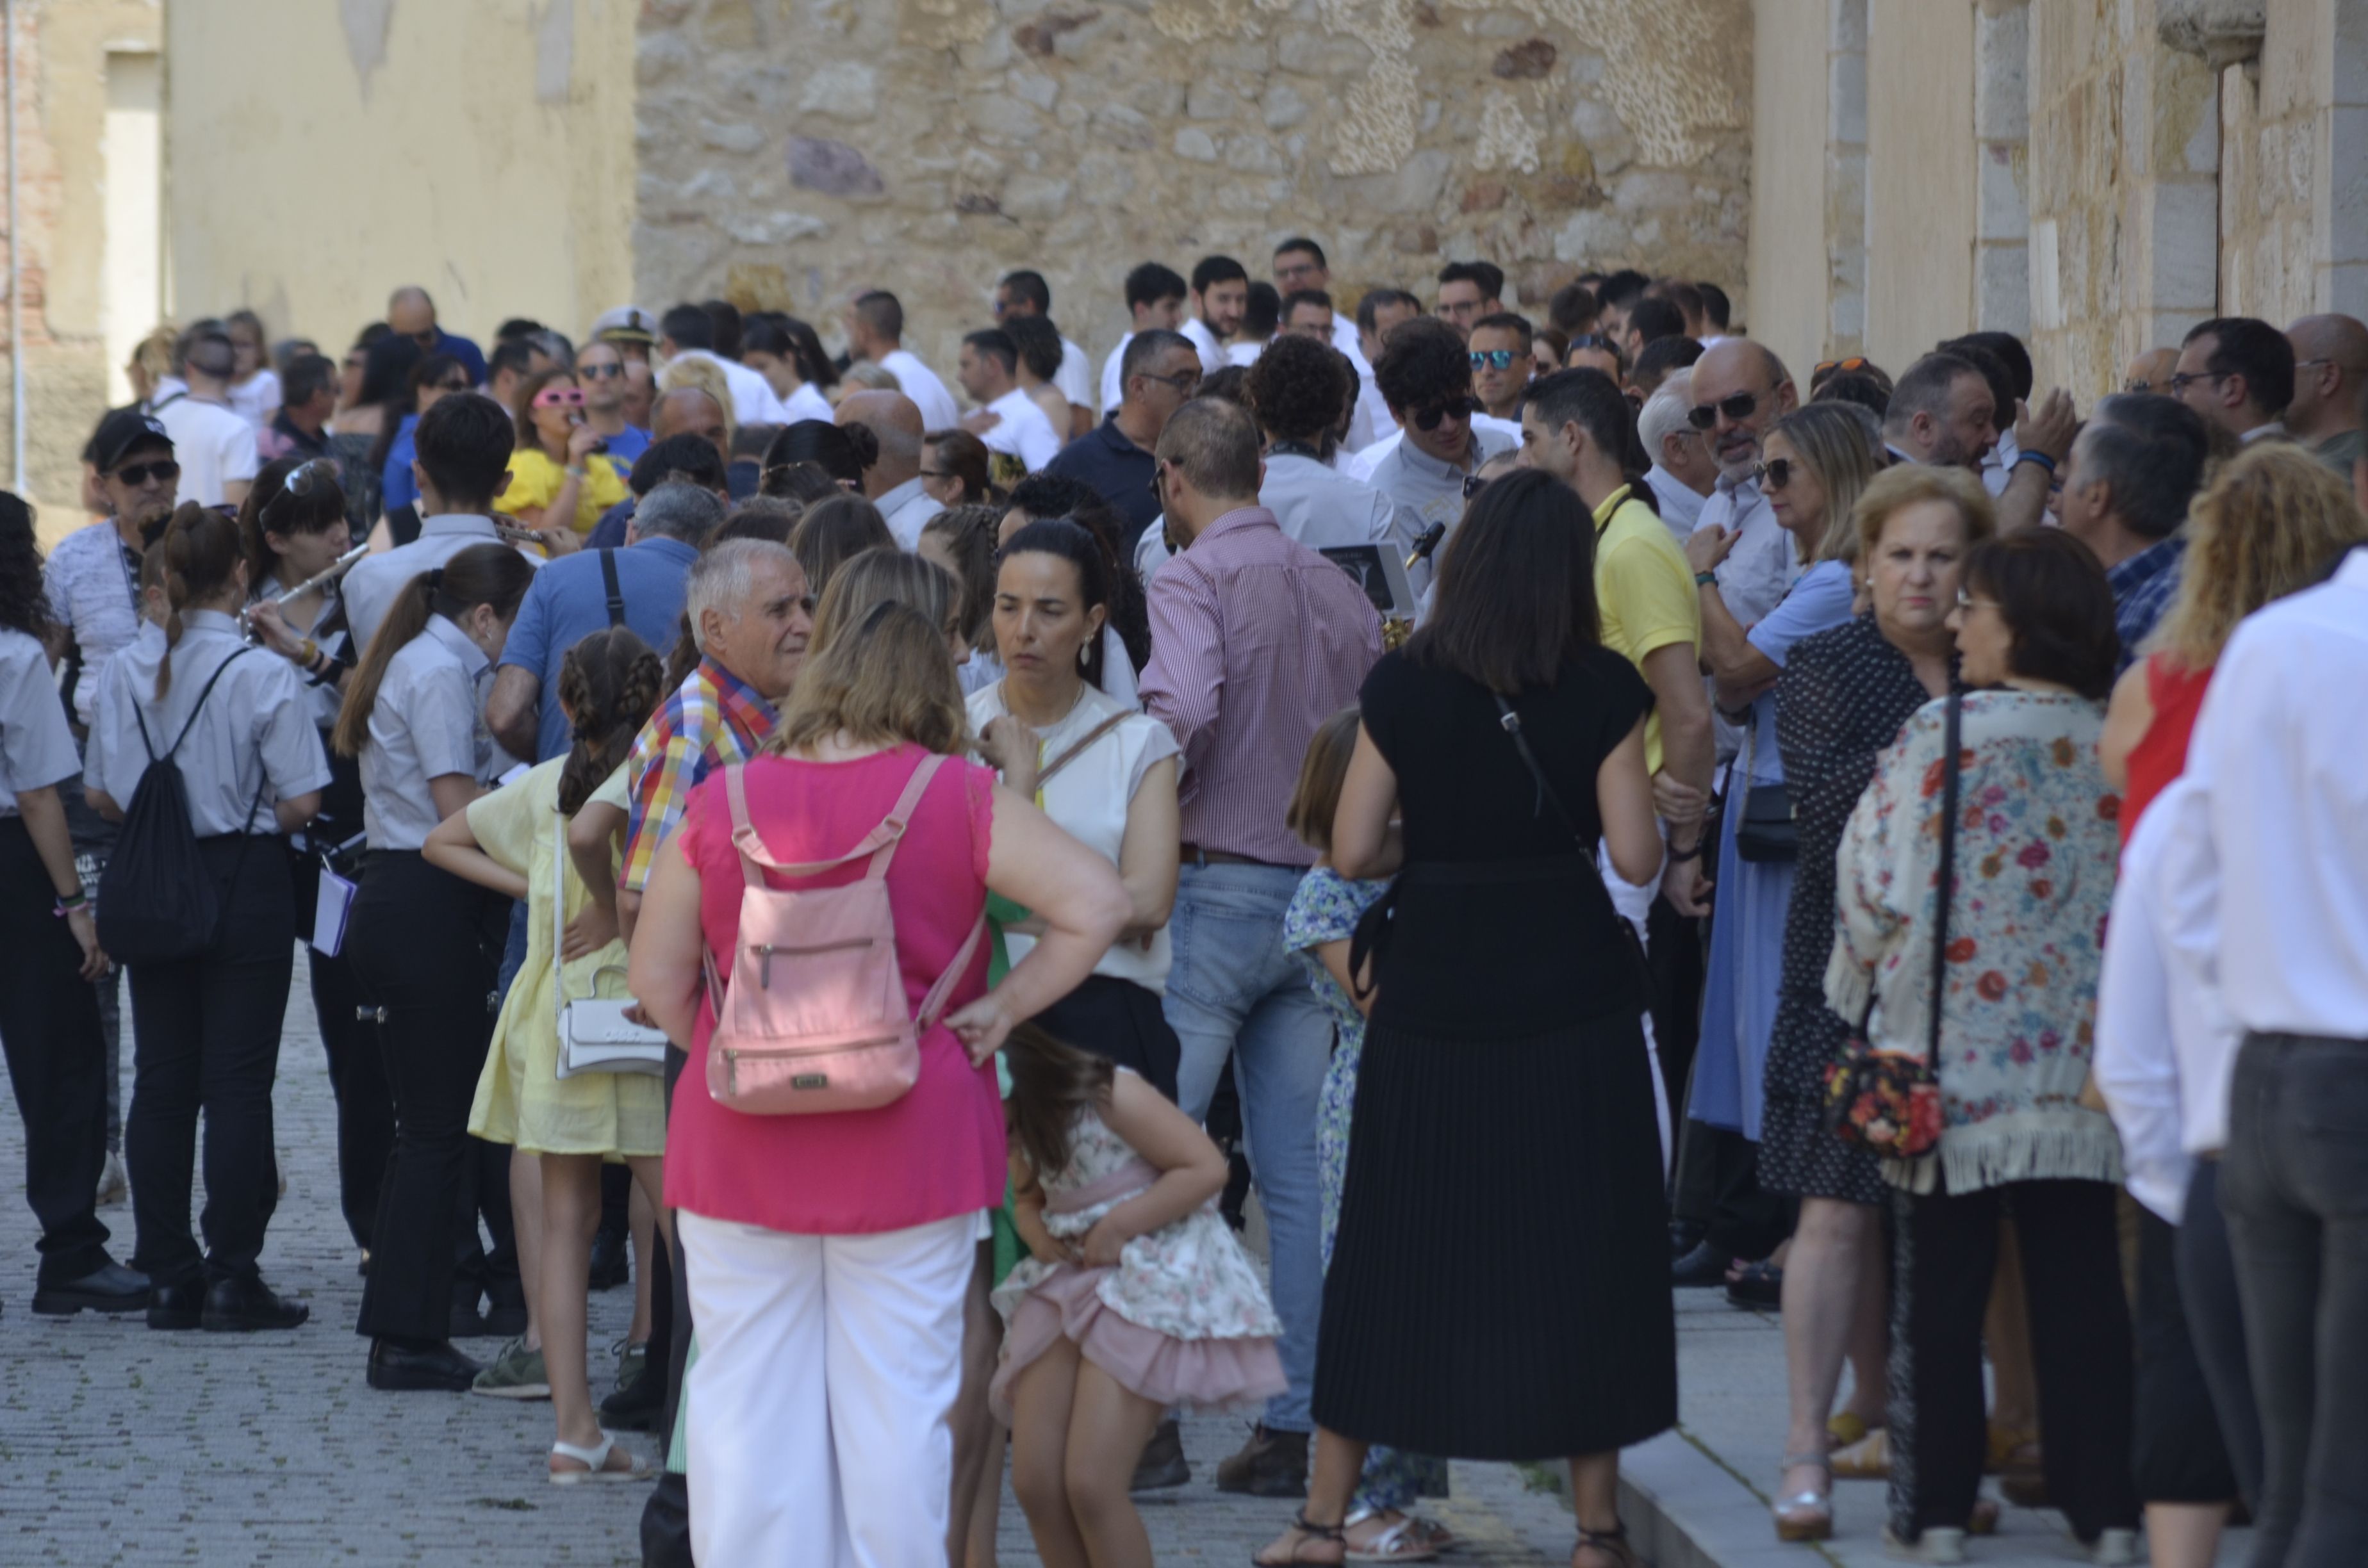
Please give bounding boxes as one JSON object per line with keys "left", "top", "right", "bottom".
{"left": 835, "top": 389, "right": 938, "bottom": 548}
{"left": 2053, "top": 392, "right": 2211, "bottom": 665}
{"left": 1639, "top": 369, "right": 1716, "bottom": 541}
{"left": 488, "top": 479, "right": 728, "bottom": 761}
{"left": 1682, "top": 338, "right": 1801, "bottom": 765}
{"left": 1880, "top": 352, "right": 1998, "bottom": 470}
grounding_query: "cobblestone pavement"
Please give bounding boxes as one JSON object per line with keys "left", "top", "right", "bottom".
{"left": 0, "top": 959, "right": 1579, "bottom": 1565}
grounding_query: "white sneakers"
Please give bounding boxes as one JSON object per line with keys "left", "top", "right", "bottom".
{"left": 1881, "top": 1525, "right": 1967, "bottom": 1564}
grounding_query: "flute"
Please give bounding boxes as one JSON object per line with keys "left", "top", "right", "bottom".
{"left": 272, "top": 543, "right": 371, "bottom": 605}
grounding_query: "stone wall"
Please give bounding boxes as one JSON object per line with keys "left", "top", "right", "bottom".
{"left": 634, "top": 0, "right": 1754, "bottom": 373}
{"left": 2216, "top": 0, "right": 2368, "bottom": 323}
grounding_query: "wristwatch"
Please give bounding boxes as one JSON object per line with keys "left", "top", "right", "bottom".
{"left": 1694, "top": 571, "right": 1719, "bottom": 588}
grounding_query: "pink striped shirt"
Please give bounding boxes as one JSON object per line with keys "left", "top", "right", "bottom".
{"left": 1139, "top": 507, "right": 1382, "bottom": 865}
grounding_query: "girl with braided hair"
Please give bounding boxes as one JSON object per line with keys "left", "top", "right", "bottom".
{"left": 425, "top": 624, "right": 671, "bottom": 1479}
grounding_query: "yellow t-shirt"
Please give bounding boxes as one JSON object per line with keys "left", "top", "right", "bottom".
{"left": 496, "top": 447, "right": 630, "bottom": 536}
{"left": 1591, "top": 485, "right": 1701, "bottom": 776}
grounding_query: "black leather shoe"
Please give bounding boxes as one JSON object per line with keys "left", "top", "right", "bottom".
{"left": 31, "top": 1261, "right": 149, "bottom": 1316}
{"left": 146, "top": 1278, "right": 205, "bottom": 1330}
{"left": 1213, "top": 1423, "right": 1308, "bottom": 1497}
{"left": 599, "top": 1355, "right": 664, "bottom": 1432}
{"left": 368, "top": 1336, "right": 483, "bottom": 1392}
{"left": 588, "top": 1225, "right": 630, "bottom": 1291}
{"left": 1671, "top": 1238, "right": 1735, "bottom": 1287}
{"left": 202, "top": 1275, "right": 309, "bottom": 1332}
{"left": 1670, "top": 1218, "right": 1707, "bottom": 1259}
{"left": 480, "top": 1300, "right": 528, "bottom": 1337}
{"left": 448, "top": 1300, "right": 492, "bottom": 1338}
{"left": 1130, "top": 1417, "right": 1191, "bottom": 1492}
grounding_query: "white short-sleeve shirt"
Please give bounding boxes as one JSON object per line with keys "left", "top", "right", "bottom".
{"left": 153, "top": 396, "right": 261, "bottom": 507}
{"left": 359, "top": 614, "right": 497, "bottom": 849}
{"left": 0, "top": 629, "right": 81, "bottom": 816}
{"left": 981, "top": 389, "right": 1063, "bottom": 472}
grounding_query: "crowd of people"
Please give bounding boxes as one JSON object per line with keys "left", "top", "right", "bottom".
{"left": 2, "top": 247, "right": 2364, "bottom": 1568}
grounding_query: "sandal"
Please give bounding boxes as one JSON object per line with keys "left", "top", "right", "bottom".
{"left": 1725, "top": 1258, "right": 1784, "bottom": 1309}
{"left": 1572, "top": 1521, "right": 1638, "bottom": 1568}
{"left": 1772, "top": 1452, "right": 1833, "bottom": 1542}
{"left": 1342, "top": 1506, "right": 1439, "bottom": 1563}
{"left": 1253, "top": 1514, "right": 1347, "bottom": 1567}
{"left": 1826, "top": 1410, "right": 1871, "bottom": 1448}
{"left": 548, "top": 1432, "right": 651, "bottom": 1485}
{"left": 1830, "top": 1425, "right": 1892, "bottom": 1480}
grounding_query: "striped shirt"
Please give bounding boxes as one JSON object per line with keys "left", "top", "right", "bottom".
{"left": 1139, "top": 506, "right": 1381, "bottom": 866}
{"left": 620, "top": 655, "right": 777, "bottom": 893}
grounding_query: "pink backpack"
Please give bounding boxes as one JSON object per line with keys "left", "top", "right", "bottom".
{"left": 702, "top": 753, "right": 985, "bottom": 1115}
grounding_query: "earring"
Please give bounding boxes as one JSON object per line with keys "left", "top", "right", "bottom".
{"left": 1078, "top": 644, "right": 1090, "bottom": 668}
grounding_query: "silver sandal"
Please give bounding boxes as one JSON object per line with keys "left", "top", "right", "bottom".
{"left": 1772, "top": 1451, "right": 1833, "bottom": 1542}
{"left": 1342, "top": 1507, "right": 1440, "bottom": 1563}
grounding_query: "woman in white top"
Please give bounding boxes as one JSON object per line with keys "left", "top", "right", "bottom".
{"left": 971, "top": 518, "right": 1181, "bottom": 1095}
{"left": 996, "top": 476, "right": 1152, "bottom": 710}
{"left": 226, "top": 310, "right": 284, "bottom": 434}
{"left": 83, "top": 503, "right": 329, "bottom": 1332}
{"left": 333, "top": 542, "right": 536, "bottom": 1392}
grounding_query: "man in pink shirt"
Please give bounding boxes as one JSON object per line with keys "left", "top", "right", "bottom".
{"left": 1139, "top": 398, "right": 1383, "bottom": 1494}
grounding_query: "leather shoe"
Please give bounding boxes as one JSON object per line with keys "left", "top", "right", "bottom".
{"left": 31, "top": 1261, "right": 149, "bottom": 1316}
{"left": 1214, "top": 1423, "right": 1308, "bottom": 1497}
{"left": 480, "top": 1299, "right": 529, "bottom": 1337}
{"left": 202, "top": 1275, "right": 309, "bottom": 1332}
{"left": 368, "top": 1337, "right": 483, "bottom": 1392}
{"left": 1670, "top": 1219, "right": 1707, "bottom": 1260}
{"left": 1672, "top": 1238, "right": 1735, "bottom": 1287}
{"left": 588, "top": 1225, "right": 630, "bottom": 1291}
{"left": 147, "top": 1278, "right": 205, "bottom": 1330}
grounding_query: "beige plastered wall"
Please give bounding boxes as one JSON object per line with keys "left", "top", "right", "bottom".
{"left": 2217, "top": 0, "right": 2368, "bottom": 324}
{"left": 1862, "top": 0, "right": 1977, "bottom": 373}
{"left": 6, "top": 0, "right": 165, "bottom": 532}
{"left": 1748, "top": 0, "right": 1839, "bottom": 385}
{"left": 165, "top": 0, "right": 636, "bottom": 374}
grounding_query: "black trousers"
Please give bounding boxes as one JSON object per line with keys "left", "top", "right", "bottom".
{"left": 348, "top": 851, "right": 513, "bottom": 1341}
{"left": 1646, "top": 896, "right": 1702, "bottom": 1116}
{"left": 57, "top": 769, "right": 123, "bottom": 1151}
{"left": 1671, "top": 1118, "right": 1795, "bottom": 1261}
{"left": 2178, "top": 1159, "right": 2263, "bottom": 1509}
{"left": 0, "top": 817, "right": 115, "bottom": 1284}
{"left": 1889, "top": 1177, "right": 2139, "bottom": 1541}
{"left": 289, "top": 844, "right": 395, "bottom": 1252}
{"left": 123, "top": 833, "right": 295, "bottom": 1289}
{"left": 2133, "top": 1203, "right": 2241, "bottom": 1503}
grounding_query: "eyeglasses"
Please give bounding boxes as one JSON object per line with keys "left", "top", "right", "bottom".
{"left": 113, "top": 459, "right": 180, "bottom": 487}
{"left": 1752, "top": 457, "right": 1798, "bottom": 491}
{"left": 1468, "top": 349, "right": 1525, "bottom": 371}
{"left": 1687, "top": 389, "right": 1762, "bottom": 430}
{"left": 1565, "top": 334, "right": 1619, "bottom": 358}
{"left": 1410, "top": 396, "right": 1476, "bottom": 432}
{"left": 2123, "top": 379, "right": 2157, "bottom": 393}
{"left": 1953, "top": 589, "right": 2002, "bottom": 614}
{"left": 532, "top": 387, "right": 587, "bottom": 409}
{"left": 2167, "top": 372, "right": 2225, "bottom": 395}
{"left": 579, "top": 363, "right": 627, "bottom": 380}
{"left": 1137, "top": 370, "right": 1202, "bottom": 395}
{"left": 1148, "top": 461, "right": 1169, "bottom": 504}
{"left": 1814, "top": 357, "right": 1873, "bottom": 378}
{"left": 2294, "top": 357, "right": 2368, "bottom": 375}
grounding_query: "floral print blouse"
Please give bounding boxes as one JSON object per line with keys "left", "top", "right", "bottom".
{"left": 1826, "top": 690, "right": 2126, "bottom": 1196}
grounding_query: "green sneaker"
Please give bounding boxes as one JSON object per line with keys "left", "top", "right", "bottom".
{"left": 470, "top": 1336, "right": 550, "bottom": 1400}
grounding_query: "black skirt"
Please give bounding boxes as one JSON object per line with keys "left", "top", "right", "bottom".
{"left": 1031, "top": 973, "right": 1181, "bottom": 1103}
{"left": 1313, "top": 1004, "right": 1677, "bottom": 1459}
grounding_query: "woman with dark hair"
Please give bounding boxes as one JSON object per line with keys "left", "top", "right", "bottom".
{"left": 0, "top": 491, "right": 148, "bottom": 1318}
{"left": 1834, "top": 527, "right": 2137, "bottom": 1563}
{"left": 1000, "top": 472, "right": 1152, "bottom": 704}
{"left": 1260, "top": 468, "right": 1672, "bottom": 1568}
{"left": 378, "top": 352, "right": 473, "bottom": 522}
{"left": 1005, "top": 315, "right": 1081, "bottom": 441}
{"left": 921, "top": 427, "right": 999, "bottom": 510}
{"left": 83, "top": 502, "right": 330, "bottom": 1331}
{"left": 740, "top": 316, "right": 834, "bottom": 423}
{"left": 761, "top": 419, "right": 866, "bottom": 492}
{"left": 337, "top": 332, "right": 423, "bottom": 538}
{"left": 336, "top": 542, "right": 538, "bottom": 1392}
{"left": 240, "top": 458, "right": 391, "bottom": 1266}
{"left": 495, "top": 369, "right": 628, "bottom": 550}
{"left": 788, "top": 494, "right": 896, "bottom": 603}
{"left": 919, "top": 503, "right": 1005, "bottom": 694}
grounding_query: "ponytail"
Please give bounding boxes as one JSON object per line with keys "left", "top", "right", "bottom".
{"left": 555, "top": 625, "right": 666, "bottom": 815}
{"left": 333, "top": 543, "right": 534, "bottom": 758}
{"left": 154, "top": 503, "right": 245, "bottom": 700}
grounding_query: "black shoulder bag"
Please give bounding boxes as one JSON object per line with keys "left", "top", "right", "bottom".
{"left": 1821, "top": 691, "right": 1959, "bottom": 1158}
{"left": 599, "top": 548, "right": 628, "bottom": 628}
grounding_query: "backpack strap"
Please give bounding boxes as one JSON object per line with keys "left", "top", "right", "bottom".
{"left": 599, "top": 549, "right": 627, "bottom": 628}
{"left": 865, "top": 753, "right": 946, "bottom": 880}
{"left": 723, "top": 751, "right": 948, "bottom": 883}
{"left": 916, "top": 911, "right": 987, "bottom": 1028}
{"left": 165, "top": 649, "right": 256, "bottom": 760}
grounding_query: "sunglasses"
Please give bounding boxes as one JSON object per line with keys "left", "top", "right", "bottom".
{"left": 435, "top": 376, "right": 472, "bottom": 392}
{"left": 1468, "top": 349, "right": 1525, "bottom": 371}
{"left": 283, "top": 459, "right": 329, "bottom": 498}
{"left": 532, "top": 387, "right": 587, "bottom": 408}
{"left": 1137, "top": 370, "right": 1202, "bottom": 395}
{"left": 113, "top": 459, "right": 181, "bottom": 487}
{"left": 1410, "top": 396, "right": 1476, "bottom": 432}
{"left": 1752, "top": 457, "right": 1798, "bottom": 491}
{"left": 1687, "top": 389, "right": 1761, "bottom": 430}
{"left": 2167, "top": 372, "right": 2224, "bottom": 395}
{"left": 579, "top": 363, "right": 627, "bottom": 380}
{"left": 1814, "top": 356, "right": 1873, "bottom": 378}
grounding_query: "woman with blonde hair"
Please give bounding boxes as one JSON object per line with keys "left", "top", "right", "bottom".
{"left": 657, "top": 355, "right": 738, "bottom": 450}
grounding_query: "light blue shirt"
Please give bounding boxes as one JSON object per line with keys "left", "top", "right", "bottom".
{"left": 1739, "top": 559, "right": 1856, "bottom": 782}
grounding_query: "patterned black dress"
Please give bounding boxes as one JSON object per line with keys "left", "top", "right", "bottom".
{"left": 1755, "top": 614, "right": 1952, "bottom": 1206}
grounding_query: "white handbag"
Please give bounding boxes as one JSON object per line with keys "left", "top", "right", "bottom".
{"left": 552, "top": 804, "right": 668, "bottom": 1078}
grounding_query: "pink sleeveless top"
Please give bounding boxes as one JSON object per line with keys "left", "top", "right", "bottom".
{"left": 663, "top": 742, "right": 1004, "bottom": 1234}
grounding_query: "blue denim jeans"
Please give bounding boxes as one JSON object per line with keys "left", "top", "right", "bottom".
{"left": 2220, "top": 1031, "right": 2368, "bottom": 1568}
{"left": 1164, "top": 862, "right": 1329, "bottom": 1433}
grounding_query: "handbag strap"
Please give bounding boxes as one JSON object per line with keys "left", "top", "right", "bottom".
{"left": 598, "top": 548, "right": 627, "bottom": 628}
{"left": 551, "top": 801, "right": 574, "bottom": 1006}
{"left": 1490, "top": 692, "right": 1640, "bottom": 939}
{"left": 1033, "top": 709, "right": 1130, "bottom": 791}
{"left": 1927, "top": 692, "right": 1962, "bottom": 1068}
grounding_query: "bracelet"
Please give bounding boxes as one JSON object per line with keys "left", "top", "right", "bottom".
{"left": 294, "top": 637, "right": 319, "bottom": 667}
{"left": 53, "top": 890, "right": 87, "bottom": 917}
{"left": 2014, "top": 449, "right": 2057, "bottom": 475}
{"left": 565, "top": 465, "right": 588, "bottom": 479}
{"left": 1694, "top": 571, "right": 1719, "bottom": 588}
{"left": 1666, "top": 840, "right": 1705, "bottom": 863}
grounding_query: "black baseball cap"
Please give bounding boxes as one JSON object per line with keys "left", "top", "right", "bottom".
{"left": 90, "top": 409, "right": 176, "bottom": 473}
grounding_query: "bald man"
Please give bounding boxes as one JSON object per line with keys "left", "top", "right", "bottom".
{"left": 837, "top": 389, "right": 939, "bottom": 548}
{"left": 2123, "top": 347, "right": 2179, "bottom": 396}
{"left": 385, "top": 285, "right": 487, "bottom": 384}
{"left": 2286, "top": 314, "right": 2368, "bottom": 474}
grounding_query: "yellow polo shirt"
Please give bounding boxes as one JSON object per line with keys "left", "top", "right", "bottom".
{"left": 1591, "top": 484, "right": 1700, "bottom": 775}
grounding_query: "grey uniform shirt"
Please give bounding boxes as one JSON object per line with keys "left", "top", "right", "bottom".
{"left": 342, "top": 514, "right": 536, "bottom": 660}
{"left": 0, "top": 629, "right": 82, "bottom": 816}
{"left": 360, "top": 614, "right": 495, "bottom": 850}
{"left": 83, "top": 610, "right": 331, "bottom": 835}
{"left": 1363, "top": 425, "right": 1518, "bottom": 599}
{"left": 42, "top": 519, "right": 145, "bottom": 728}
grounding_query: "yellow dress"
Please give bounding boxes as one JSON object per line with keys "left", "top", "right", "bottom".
{"left": 466, "top": 760, "right": 666, "bottom": 1157}
{"left": 496, "top": 446, "right": 630, "bottom": 536}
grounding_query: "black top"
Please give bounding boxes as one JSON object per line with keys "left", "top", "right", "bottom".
{"left": 1772, "top": 614, "right": 1952, "bottom": 1003}
{"left": 1358, "top": 645, "right": 1655, "bottom": 1035}
{"left": 1044, "top": 416, "right": 1160, "bottom": 555}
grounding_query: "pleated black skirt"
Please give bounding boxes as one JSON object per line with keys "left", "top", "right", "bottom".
{"left": 1313, "top": 1008, "right": 1678, "bottom": 1460}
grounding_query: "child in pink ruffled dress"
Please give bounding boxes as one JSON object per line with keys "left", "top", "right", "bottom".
{"left": 994, "top": 1023, "right": 1285, "bottom": 1565}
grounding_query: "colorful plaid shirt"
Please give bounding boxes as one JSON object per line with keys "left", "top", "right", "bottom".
{"left": 620, "top": 656, "right": 777, "bottom": 893}
{"left": 2107, "top": 532, "right": 2187, "bottom": 673}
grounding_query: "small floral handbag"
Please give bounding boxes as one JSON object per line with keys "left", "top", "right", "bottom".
{"left": 1822, "top": 692, "right": 1961, "bottom": 1159}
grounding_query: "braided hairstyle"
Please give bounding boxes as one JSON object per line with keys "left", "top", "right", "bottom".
{"left": 556, "top": 625, "right": 666, "bottom": 815}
